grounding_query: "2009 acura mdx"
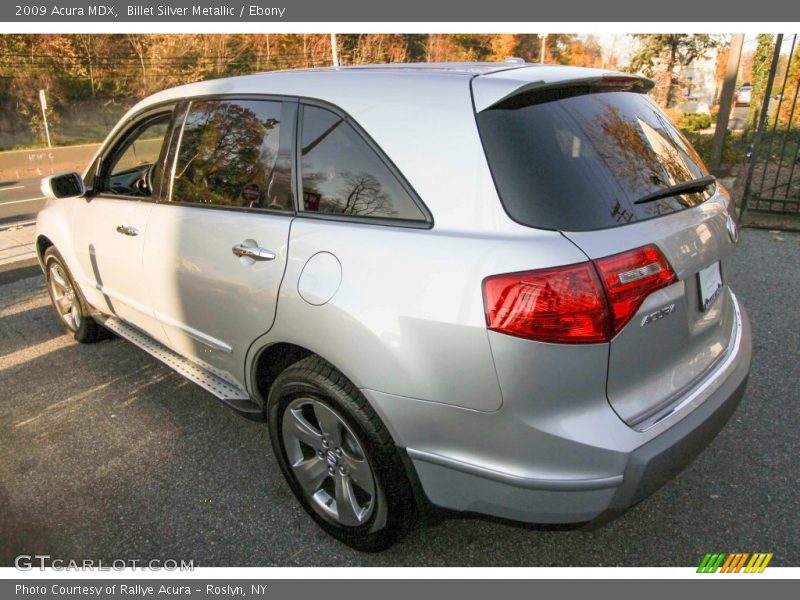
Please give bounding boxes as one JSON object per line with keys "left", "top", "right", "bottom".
{"left": 36, "top": 62, "right": 752, "bottom": 551}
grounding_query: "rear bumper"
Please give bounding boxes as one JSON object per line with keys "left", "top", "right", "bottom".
{"left": 587, "top": 369, "right": 748, "bottom": 527}
{"left": 368, "top": 293, "right": 752, "bottom": 525}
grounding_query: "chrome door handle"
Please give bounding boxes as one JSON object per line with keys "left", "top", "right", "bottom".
{"left": 116, "top": 225, "right": 139, "bottom": 236}
{"left": 232, "top": 243, "right": 276, "bottom": 261}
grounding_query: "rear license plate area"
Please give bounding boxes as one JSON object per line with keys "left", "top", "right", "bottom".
{"left": 698, "top": 261, "right": 723, "bottom": 311}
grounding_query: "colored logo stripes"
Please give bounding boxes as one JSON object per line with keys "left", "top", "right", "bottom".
{"left": 697, "top": 552, "right": 773, "bottom": 573}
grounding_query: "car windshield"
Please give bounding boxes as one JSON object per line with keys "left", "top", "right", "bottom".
{"left": 476, "top": 91, "right": 713, "bottom": 231}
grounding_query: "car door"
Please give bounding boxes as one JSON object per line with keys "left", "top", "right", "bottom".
{"left": 70, "top": 106, "right": 176, "bottom": 342}
{"left": 144, "top": 97, "right": 296, "bottom": 389}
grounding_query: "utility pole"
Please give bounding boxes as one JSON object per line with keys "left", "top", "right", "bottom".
{"left": 539, "top": 34, "right": 548, "bottom": 64}
{"left": 710, "top": 34, "right": 744, "bottom": 171}
{"left": 39, "top": 89, "right": 52, "bottom": 149}
{"left": 330, "top": 33, "right": 340, "bottom": 67}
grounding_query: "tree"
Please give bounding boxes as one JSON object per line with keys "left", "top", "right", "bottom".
{"left": 339, "top": 34, "right": 408, "bottom": 64}
{"left": 628, "top": 34, "right": 719, "bottom": 107}
{"left": 71, "top": 35, "right": 106, "bottom": 97}
{"left": 740, "top": 50, "right": 755, "bottom": 85}
{"left": 779, "top": 46, "right": 800, "bottom": 127}
{"left": 563, "top": 35, "right": 603, "bottom": 68}
{"left": 750, "top": 34, "right": 775, "bottom": 126}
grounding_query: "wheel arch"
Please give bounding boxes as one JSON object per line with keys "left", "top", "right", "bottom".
{"left": 249, "top": 342, "right": 314, "bottom": 411}
{"left": 249, "top": 341, "right": 374, "bottom": 424}
{"left": 35, "top": 234, "right": 54, "bottom": 268}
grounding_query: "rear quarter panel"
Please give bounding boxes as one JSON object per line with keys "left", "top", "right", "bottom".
{"left": 246, "top": 218, "right": 586, "bottom": 412}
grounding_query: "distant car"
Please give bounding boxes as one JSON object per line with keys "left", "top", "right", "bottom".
{"left": 36, "top": 63, "right": 752, "bottom": 551}
{"left": 736, "top": 83, "right": 753, "bottom": 106}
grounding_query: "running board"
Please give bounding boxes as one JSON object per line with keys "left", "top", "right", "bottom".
{"left": 101, "top": 317, "right": 261, "bottom": 415}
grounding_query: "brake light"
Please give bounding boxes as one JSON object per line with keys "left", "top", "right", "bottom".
{"left": 593, "top": 75, "right": 652, "bottom": 93}
{"left": 594, "top": 245, "right": 677, "bottom": 336}
{"left": 483, "top": 245, "right": 676, "bottom": 344}
{"left": 483, "top": 263, "right": 609, "bottom": 344}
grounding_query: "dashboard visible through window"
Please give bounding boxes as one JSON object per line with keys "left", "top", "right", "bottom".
{"left": 101, "top": 113, "right": 172, "bottom": 198}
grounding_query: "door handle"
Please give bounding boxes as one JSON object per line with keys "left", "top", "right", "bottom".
{"left": 232, "top": 243, "right": 276, "bottom": 261}
{"left": 116, "top": 225, "right": 139, "bottom": 236}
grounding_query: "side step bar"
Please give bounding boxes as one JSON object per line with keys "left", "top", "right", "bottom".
{"left": 101, "top": 317, "right": 261, "bottom": 416}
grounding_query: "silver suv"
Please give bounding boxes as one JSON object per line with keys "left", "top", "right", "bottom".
{"left": 36, "top": 63, "right": 752, "bottom": 551}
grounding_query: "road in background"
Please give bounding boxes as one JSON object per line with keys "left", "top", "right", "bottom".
{"left": 729, "top": 105, "right": 749, "bottom": 131}
{"left": 0, "top": 228, "right": 797, "bottom": 567}
{"left": 0, "top": 178, "right": 46, "bottom": 222}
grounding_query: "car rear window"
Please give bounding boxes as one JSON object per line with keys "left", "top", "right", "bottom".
{"left": 476, "top": 91, "right": 713, "bottom": 231}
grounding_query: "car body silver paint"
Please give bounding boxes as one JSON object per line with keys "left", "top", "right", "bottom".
{"left": 246, "top": 217, "right": 585, "bottom": 411}
{"left": 367, "top": 294, "right": 751, "bottom": 523}
{"left": 68, "top": 197, "right": 167, "bottom": 341}
{"left": 35, "top": 63, "right": 753, "bottom": 527}
{"left": 143, "top": 203, "right": 292, "bottom": 390}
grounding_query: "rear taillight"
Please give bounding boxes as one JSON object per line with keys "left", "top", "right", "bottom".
{"left": 483, "top": 263, "right": 609, "bottom": 344}
{"left": 483, "top": 244, "right": 676, "bottom": 344}
{"left": 594, "top": 244, "right": 677, "bottom": 336}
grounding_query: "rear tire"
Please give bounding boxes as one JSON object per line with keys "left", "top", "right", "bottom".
{"left": 267, "top": 355, "right": 416, "bottom": 552}
{"left": 43, "top": 247, "right": 108, "bottom": 344}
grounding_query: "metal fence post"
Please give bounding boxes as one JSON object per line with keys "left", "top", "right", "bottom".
{"left": 740, "top": 34, "right": 784, "bottom": 220}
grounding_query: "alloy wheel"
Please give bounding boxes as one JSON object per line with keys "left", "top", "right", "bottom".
{"left": 48, "top": 262, "right": 81, "bottom": 331}
{"left": 281, "top": 397, "right": 379, "bottom": 527}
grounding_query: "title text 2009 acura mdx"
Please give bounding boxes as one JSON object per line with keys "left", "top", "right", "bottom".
{"left": 36, "top": 62, "right": 752, "bottom": 551}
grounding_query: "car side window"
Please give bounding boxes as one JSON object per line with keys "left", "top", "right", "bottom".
{"left": 101, "top": 113, "right": 172, "bottom": 198}
{"left": 172, "top": 99, "right": 292, "bottom": 211}
{"left": 300, "top": 105, "right": 426, "bottom": 222}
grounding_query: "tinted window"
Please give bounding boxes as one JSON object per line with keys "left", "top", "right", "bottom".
{"left": 102, "top": 114, "right": 171, "bottom": 198}
{"left": 300, "top": 105, "right": 425, "bottom": 222}
{"left": 173, "top": 100, "right": 292, "bottom": 210}
{"left": 476, "top": 91, "right": 712, "bottom": 231}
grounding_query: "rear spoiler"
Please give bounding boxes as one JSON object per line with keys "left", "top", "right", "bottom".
{"left": 473, "top": 70, "right": 654, "bottom": 112}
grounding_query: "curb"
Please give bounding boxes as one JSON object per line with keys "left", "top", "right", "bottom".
{"left": 0, "top": 219, "right": 38, "bottom": 268}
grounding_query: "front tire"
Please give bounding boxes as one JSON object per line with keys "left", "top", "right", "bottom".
{"left": 43, "top": 247, "right": 107, "bottom": 344}
{"left": 267, "top": 356, "right": 416, "bottom": 552}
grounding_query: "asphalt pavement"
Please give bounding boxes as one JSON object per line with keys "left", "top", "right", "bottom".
{"left": 729, "top": 105, "right": 749, "bottom": 131}
{"left": 0, "top": 228, "right": 797, "bottom": 567}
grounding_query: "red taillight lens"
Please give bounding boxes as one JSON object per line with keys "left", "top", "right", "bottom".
{"left": 483, "top": 263, "right": 609, "bottom": 344}
{"left": 593, "top": 244, "right": 677, "bottom": 336}
{"left": 482, "top": 245, "right": 677, "bottom": 344}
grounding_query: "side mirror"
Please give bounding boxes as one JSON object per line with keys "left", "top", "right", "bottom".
{"left": 41, "top": 172, "right": 86, "bottom": 199}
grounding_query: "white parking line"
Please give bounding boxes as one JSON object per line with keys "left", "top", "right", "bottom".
{"left": 0, "top": 196, "right": 46, "bottom": 205}
{"left": 0, "top": 185, "right": 25, "bottom": 192}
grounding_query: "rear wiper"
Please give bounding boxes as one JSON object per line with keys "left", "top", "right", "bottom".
{"left": 633, "top": 175, "right": 716, "bottom": 205}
